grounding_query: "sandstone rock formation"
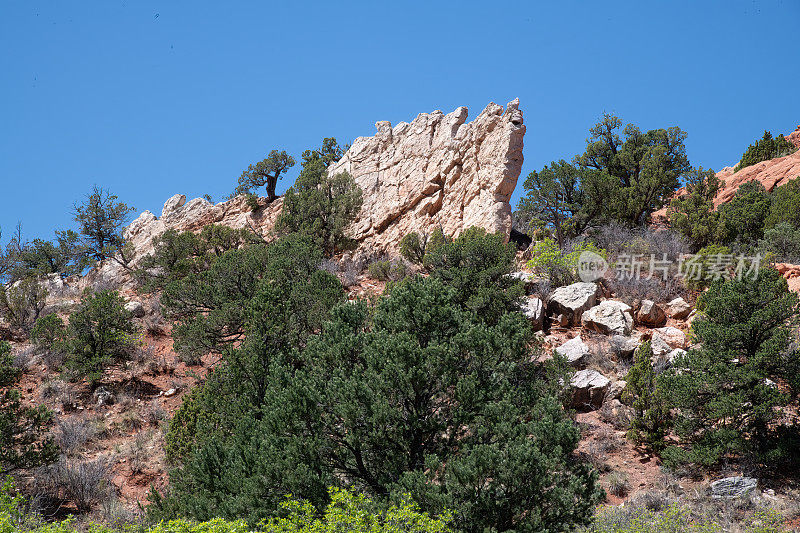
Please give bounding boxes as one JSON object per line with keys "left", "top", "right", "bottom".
{"left": 329, "top": 99, "right": 525, "bottom": 254}
{"left": 112, "top": 100, "right": 525, "bottom": 275}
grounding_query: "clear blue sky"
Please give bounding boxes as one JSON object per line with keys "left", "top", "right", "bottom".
{"left": 2, "top": 1, "right": 799, "bottom": 241}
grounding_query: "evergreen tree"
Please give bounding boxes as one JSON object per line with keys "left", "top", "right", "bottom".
{"left": 64, "top": 290, "right": 138, "bottom": 384}
{"left": 764, "top": 177, "right": 800, "bottom": 230}
{"left": 0, "top": 341, "right": 58, "bottom": 471}
{"left": 276, "top": 139, "right": 362, "bottom": 256}
{"left": 424, "top": 227, "right": 524, "bottom": 325}
{"left": 660, "top": 268, "right": 800, "bottom": 466}
{"left": 668, "top": 167, "right": 723, "bottom": 250}
{"left": 717, "top": 180, "right": 772, "bottom": 246}
{"left": 735, "top": 130, "right": 797, "bottom": 172}
{"left": 234, "top": 150, "right": 295, "bottom": 202}
{"left": 161, "top": 276, "right": 601, "bottom": 531}
{"left": 575, "top": 113, "right": 691, "bottom": 225}
{"left": 621, "top": 341, "right": 669, "bottom": 452}
{"left": 72, "top": 186, "right": 135, "bottom": 264}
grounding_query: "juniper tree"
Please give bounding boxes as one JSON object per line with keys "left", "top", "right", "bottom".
{"left": 0, "top": 341, "right": 58, "bottom": 471}
{"left": 234, "top": 150, "right": 295, "bottom": 202}
{"left": 73, "top": 186, "right": 135, "bottom": 264}
{"left": 660, "top": 268, "right": 800, "bottom": 466}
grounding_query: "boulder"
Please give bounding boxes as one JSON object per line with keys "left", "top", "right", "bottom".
{"left": 710, "top": 477, "right": 757, "bottom": 499}
{"left": 570, "top": 369, "right": 611, "bottom": 410}
{"left": 610, "top": 334, "right": 640, "bottom": 357}
{"left": 608, "top": 379, "right": 627, "bottom": 400}
{"left": 555, "top": 336, "right": 590, "bottom": 367}
{"left": 519, "top": 297, "right": 544, "bottom": 331}
{"left": 124, "top": 300, "right": 145, "bottom": 318}
{"left": 654, "top": 327, "right": 686, "bottom": 348}
{"left": 548, "top": 282, "right": 600, "bottom": 326}
{"left": 650, "top": 334, "right": 672, "bottom": 358}
{"left": 636, "top": 300, "right": 666, "bottom": 327}
{"left": 667, "top": 297, "right": 692, "bottom": 319}
{"left": 582, "top": 300, "right": 633, "bottom": 336}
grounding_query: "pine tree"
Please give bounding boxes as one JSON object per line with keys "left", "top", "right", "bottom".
{"left": 621, "top": 341, "right": 669, "bottom": 452}
{"left": 0, "top": 341, "right": 58, "bottom": 471}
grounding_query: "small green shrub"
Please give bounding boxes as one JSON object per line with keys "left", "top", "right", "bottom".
{"left": 621, "top": 341, "right": 668, "bottom": 452}
{"left": 759, "top": 222, "right": 800, "bottom": 262}
{"left": 367, "top": 259, "right": 407, "bottom": 282}
{"left": 583, "top": 502, "right": 785, "bottom": 532}
{"left": 526, "top": 238, "right": 607, "bottom": 287}
{"left": 735, "top": 130, "right": 797, "bottom": 172}
{"left": 63, "top": 290, "right": 138, "bottom": 384}
{"left": 0, "top": 278, "right": 48, "bottom": 333}
{"left": 764, "top": 177, "right": 800, "bottom": 229}
{"left": 30, "top": 314, "right": 66, "bottom": 357}
{"left": 682, "top": 244, "right": 733, "bottom": 291}
{"left": 400, "top": 229, "right": 448, "bottom": 266}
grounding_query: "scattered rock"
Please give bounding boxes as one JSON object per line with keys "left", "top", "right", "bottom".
{"left": 667, "top": 297, "right": 692, "bottom": 319}
{"left": 555, "top": 336, "right": 590, "bottom": 367}
{"left": 520, "top": 297, "right": 544, "bottom": 331}
{"left": 581, "top": 300, "right": 633, "bottom": 336}
{"left": 650, "top": 334, "right": 672, "bottom": 358}
{"left": 93, "top": 387, "right": 115, "bottom": 406}
{"left": 548, "top": 282, "right": 600, "bottom": 326}
{"left": 654, "top": 327, "right": 686, "bottom": 348}
{"left": 636, "top": 300, "right": 666, "bottom": 327}
{"left": 163, "top": 388, "right": 177, "bottom": 398}
{"left": 608, "top": 379, "right": 627, "bottom": 400}
{"left": 570, "top": 369, "right": 611, "bottom": 410}
{"left": 610, "top": 334, "right": 640, "bottom": 357}
{"left": 124, "top": 300, "right": 145, "bottom": 318}
{"left": 710, "top": 477, "right": 757, "bottom": 499}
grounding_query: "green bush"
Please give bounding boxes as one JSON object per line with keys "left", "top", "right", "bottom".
{"left": 30, "top": 314, "right": 67, "bottom": 357}
{"left": 399, "top": 231, "right": 445, "bottom": 265}
{"left": 426, "top": 227, "right": 525, "bottom": 325}
{"left": 682, "top": 244, "right": 733, "bottom": 291}
{"left": 621, "top": 341, "right": 668, "bottom": 452}
{"left": 717, "top": 180, "right": 772, "bottom": 246}
{"left": 63, "top": 290, "right": 138, "bottom": 384}
{"left": 136, "top": 225, "right": 252, "bottom": 292}
{"left": 1, "top": 342, "right": 58, "bottom": 471}
{"left": 526, "top": 238, "right": 607, "bottom": 287}
{"left": 276, "top": 139, "right": 362, "bottom": 257}
{"left": 764, "top": 177, "right": 800, "bottom": 229}
{"left": 667, "top": 167, "right": 723, "bottom": 251}
{"left": 0, "top": 278, "right": 48, "bottom": 334}
{"left": 734, "top": 130, "right": 797, "bottom": 172}
{"left": 660, "top": 268, "right": 800, "bottom": 467}
{"left": 161, "top": 276, "right": 601, "bottom": 531}
{"left": 758, "top": 222, "right": 800, "bottom": 262}
{"left": 367, "top": 259, "right": 407, "bottom": 282}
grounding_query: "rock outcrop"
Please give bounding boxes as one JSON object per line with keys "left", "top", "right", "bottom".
{"left": 114, "top": 100, "right": 525, "bottom": 273}
{"left": 329, "top": 99, "right": 525, "bottom": 254}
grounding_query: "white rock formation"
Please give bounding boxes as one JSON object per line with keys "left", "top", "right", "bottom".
{"left": 106, "top": 100, "right": 526, "bottom": 279}
{"left": 329, "top": 100, "right": 525, "bottom": 254}
{"left": 547, "top": 282, "right": 600, "bottom": 326}
{"left": 555, "top": 335, "right": 590, "bottom": 367}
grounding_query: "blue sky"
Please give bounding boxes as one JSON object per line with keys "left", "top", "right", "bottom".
{"left": 2, "top": 1, "right": 799, "bottom": 241}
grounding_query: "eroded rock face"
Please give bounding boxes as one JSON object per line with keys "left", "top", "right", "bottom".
{"left": 328, "top": 99, "right": 526, "bottom": 254}
{"left": 112, "top": 100, "right": 525, "bottom": 277}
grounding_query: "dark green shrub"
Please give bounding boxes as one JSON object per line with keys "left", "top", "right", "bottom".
{"left": 764, "top": 176, "right": 800, "bottom": 229}
{"left": 136, "top": 224, "right": 251, "bottom": 292}
{"left": 63, "top": 290, "right": 138, "bottom": 384}
{"left": 1, "top": 341, "right": 58, "bottom": 471}
{"left": 367, "top": 259, "right": 407, "bottom": 282}
{"left": 717, "top": 180, "right": 772, "bottom": 246}
{"left": 425, "top": 227, "right": 524, "bottom": 324}
{"left": 734, "top": 130, "right": 797, "bottom": 172}
{"left": 30, "top": 314, "right": 66, "bottom": 357}
{"left": 162, "top": 276, "right": 601, "bottom": 530}
{"left": 0, "top": 278, "right": 48, "bottom": 333}
{"left": 667, "top": 167, "right": 723, "bottom": 250}
{"left": 660, "top": 268, "right": 800, "bottom": 466}
{"left": 621, "top": 341, "right": 668, "bottom": 452}
{"left": 759, "top": 222, "right": 800, "bottom": 262}
{"left": 276, "top": 139, "right": 362, "bottom": 256}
